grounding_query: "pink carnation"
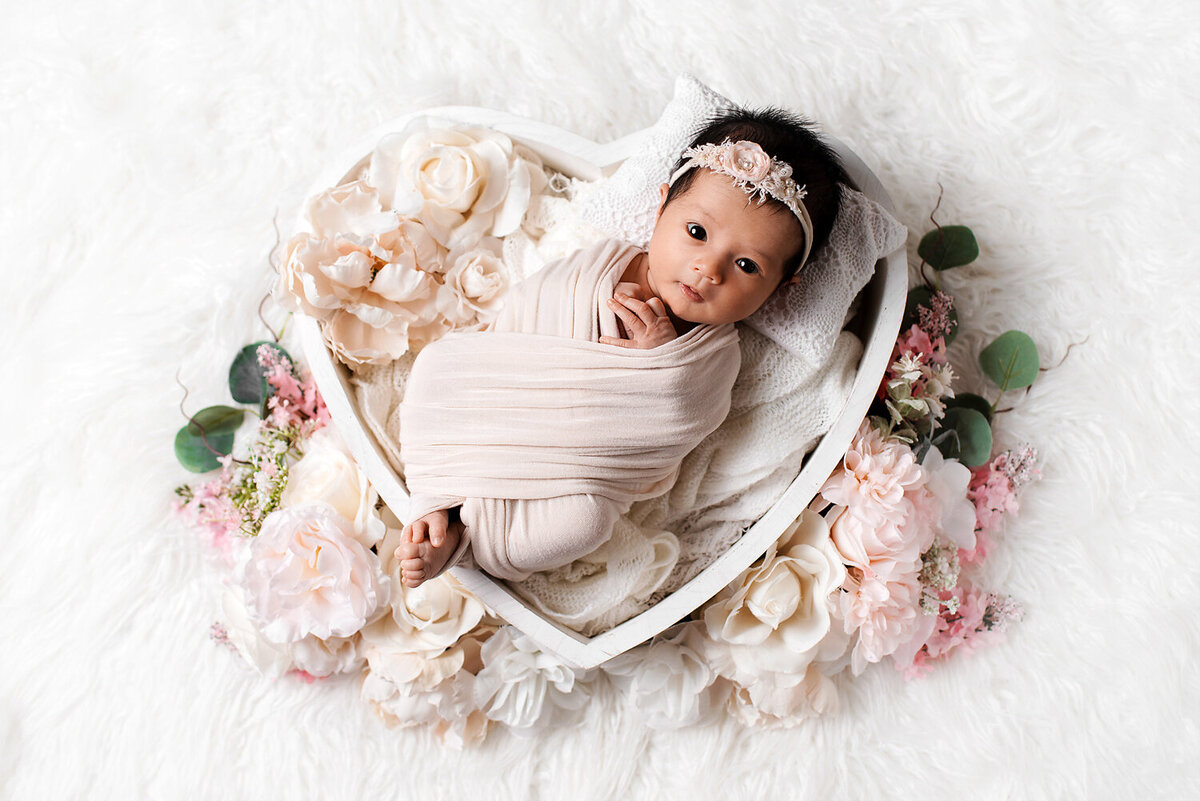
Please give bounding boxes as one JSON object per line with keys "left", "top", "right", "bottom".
{"left": 840, "top": 572, "right": 926, "bottom": 675}
{"left": 820, "top": 422, "right": 928, "bottom": 579}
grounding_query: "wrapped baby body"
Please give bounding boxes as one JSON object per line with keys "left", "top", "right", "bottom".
{"left": 399, "top": 238, "right": 741, "bottom": 581}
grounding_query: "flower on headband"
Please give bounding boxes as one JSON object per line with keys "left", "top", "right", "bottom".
{"left": 717, "top": 141, "right": 775, "bottom": 184}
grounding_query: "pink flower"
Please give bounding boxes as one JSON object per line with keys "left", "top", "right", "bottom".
{"left": 241, "top": 502, "right": 389, "bottom": 643}
{"left": 839, "top": 572, "right": 926, "bottom": 674}
{"left": 894, "top": 584, "right": 1022, "bottom": 679}
{"left": 717, "top": 140, "right": 774, "bottom": 183}
{"left": 820, "top": 422, "right": 927, "bottom": 579}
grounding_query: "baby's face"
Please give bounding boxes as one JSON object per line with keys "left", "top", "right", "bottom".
{"left": 645, "top": 168, "right": 805, "bottom": 327}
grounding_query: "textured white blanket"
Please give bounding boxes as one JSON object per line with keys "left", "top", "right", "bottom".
{"left": 3, "top": 2, "right": 1197, "bottom": 799}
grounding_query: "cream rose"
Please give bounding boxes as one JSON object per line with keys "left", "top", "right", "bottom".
{"left": 701, "top": 509, "right": 847, "bottom": 678}
{"left": 369, "top": 120, "right": 547, "bottom": 251}
{"left": 437, "top": 238, "right": 510, "bottom": 326}
{"left": 241, "top": 502, "right": 389, "bottom": 643}
{"left": 280, "top": 426, "right": 384, "bottom": 548}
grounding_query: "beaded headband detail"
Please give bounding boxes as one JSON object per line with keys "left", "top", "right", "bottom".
{"left": 667, "top": 139, "right": 815, "bottom": 270}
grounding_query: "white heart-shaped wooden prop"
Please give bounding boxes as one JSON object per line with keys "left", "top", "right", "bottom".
{"left": 295, "top": 106, "right": 907, "bottom": 669}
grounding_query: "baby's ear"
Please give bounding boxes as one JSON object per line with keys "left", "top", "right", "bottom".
{"left": 656, "top": 183, "right": 669, "bottom": 218}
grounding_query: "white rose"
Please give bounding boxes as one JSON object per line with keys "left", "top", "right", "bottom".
{"left": 280, "top": 426, "right": 384, "bottom": 548}
{"left": 369, "top": 120, "right": 547, "bottom": 251}
{"left": 701, "top": 509, "right": 848, "bottom": 679}
{"left": 241, "top": 502, "right": 389, "bottom": 643}
{"left": 602, "top": 623, "right": 719, "bottom": 730}
{"left": 473, "top": 627, "right": 593, "bottom": 734}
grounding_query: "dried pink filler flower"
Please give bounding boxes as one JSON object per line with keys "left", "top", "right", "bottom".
{"left": 961, "top": 446, "right": 1040, "bottom": 563}
{"left": 917, "top": 290, "right": 956, "bottom": 340}
{"left": 258, "top": 344, "right": 330, "bottom": 432}
{"left": 897, "top": 584, "right": 1023, "bottom": 679}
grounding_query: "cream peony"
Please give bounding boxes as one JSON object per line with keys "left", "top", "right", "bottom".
{"left": 472, "top": 627, "right": 593, "bottom": 734}
{"left": 241, "top": 502, "right": 389, "bottom": 644}
{"left": 701, "top": 509, "right": 847, "bottom": 678}
{"left": 369, "top": 120, "right": 547, "bottom": 250}
{"left": 602, "top": 623, "right": 719, "bottom": 730}
{"left": 360, "top": 621, "right": 495, "bottom": 748}
{"left": 276, "top": 185, "right": 450, "bottom": 365}
{"left": 280, "top": 426, "right": 384, "bottom": 548}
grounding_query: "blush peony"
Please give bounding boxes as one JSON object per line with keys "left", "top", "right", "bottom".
{"left": 241, "top": 502, "right": 389, "bottom": 644}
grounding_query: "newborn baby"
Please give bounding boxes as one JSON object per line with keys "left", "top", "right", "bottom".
{"left": 396, "top": 107, "right": 849, "bottom": 588}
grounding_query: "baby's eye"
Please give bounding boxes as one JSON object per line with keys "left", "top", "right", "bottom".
{"left": 686, "top": 223, "right": 707, "bottom": 241}
{"left": 735, "top": 258, "right": 760, "bottom": 275}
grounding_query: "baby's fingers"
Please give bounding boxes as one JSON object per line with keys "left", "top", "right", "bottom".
{"left": 408, "top": 520, "right": 426, "bottom": 543}
{"left": 606, "top": 297, "right": 644, "bottom": 332}
{"left": 614, "top": 293, "right": 661, "bottom": 327}
{"left": 599, "top": 335, "right": 635, "bottom": 348}
{"left": 646, "top": 296, "right": 668, "bottom": 318}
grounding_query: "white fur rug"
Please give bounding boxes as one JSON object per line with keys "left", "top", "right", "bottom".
{"left": 3, "top": 1, "right": 1197, "bottom": 798}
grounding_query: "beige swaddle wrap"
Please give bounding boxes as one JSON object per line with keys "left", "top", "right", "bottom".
{"left": 399, "top": 238, "right": 741, "bottom": 581}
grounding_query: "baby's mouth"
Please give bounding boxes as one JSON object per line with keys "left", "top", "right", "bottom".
{"left": 680, "top": 283, "right": 703, "bottom": 302}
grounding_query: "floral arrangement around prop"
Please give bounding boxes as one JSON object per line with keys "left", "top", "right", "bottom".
{"left": 174, "top": 122, "right": 1044, "bottom": 745}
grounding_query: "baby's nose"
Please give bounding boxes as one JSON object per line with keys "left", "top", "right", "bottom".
{"left": 693, "top": 258, "right": 722, "bottom": 283}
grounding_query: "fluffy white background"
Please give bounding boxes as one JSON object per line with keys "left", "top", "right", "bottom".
{"left": 2, "top": 1, "right": 1197, "bottom": 799}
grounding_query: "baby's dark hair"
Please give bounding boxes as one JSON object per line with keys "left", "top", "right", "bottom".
{"left": 663, "top": 107, "right": 850, "bottom": 281}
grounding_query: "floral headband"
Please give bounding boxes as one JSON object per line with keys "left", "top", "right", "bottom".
{"left": 667, "top": 139, "right": 815, "bottom": 271}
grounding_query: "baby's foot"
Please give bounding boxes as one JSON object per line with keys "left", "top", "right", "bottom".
{"left": 395, "top": 509, "right": 463, "bottom": 589}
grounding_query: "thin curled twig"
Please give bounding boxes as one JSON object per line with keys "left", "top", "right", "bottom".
{"left": 917, "top": 184, "right": 945, "bottom": 289}
{"left": 1040, "top": 335, "right": 1089, "bottom": 372}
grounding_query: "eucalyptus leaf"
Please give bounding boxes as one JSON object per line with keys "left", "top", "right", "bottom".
{"left": 979, "top": 331, "right": 1039, "bottom": 392}
{"left": 944, "top": 392, "right": 994, "bottom": 423}
{"left": 902, "top": 286, "right": 959, "bottom": 345}
{"left": 918, "top": 225, "right": 979, "bottom": 271}
{"left": 229, "top": 341, "right": 291, "bottom": 406}
{"left": 174, "top": 405, "right": 246, "bottom": 473}
{"left": 935, "top": 407, "right": 993, "bottom": 467}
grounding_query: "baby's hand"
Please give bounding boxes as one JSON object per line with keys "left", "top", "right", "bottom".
{"left": 600, "top": 292, "right": 676, "bottom": 349}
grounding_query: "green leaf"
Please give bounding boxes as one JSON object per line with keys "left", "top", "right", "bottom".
{"left": 944, "top": 392, "right": 994, "bottom": 423}
{"left": 174, "top": 405, "right": 246, "bottom": 473}
{"left": 935, "top": 407, "right": 993, "bottom": 467}
{"left": 918, "top": 225, "right": 979, "bottom": 271}
{"left": 902, "top": 286, "right": 959, "bottom": 345}
{"left": 978, "top": 331, "right": 1039, "bottom": 392}
{"left": 229, "top": 341, "right": 291, "bottom": 406}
